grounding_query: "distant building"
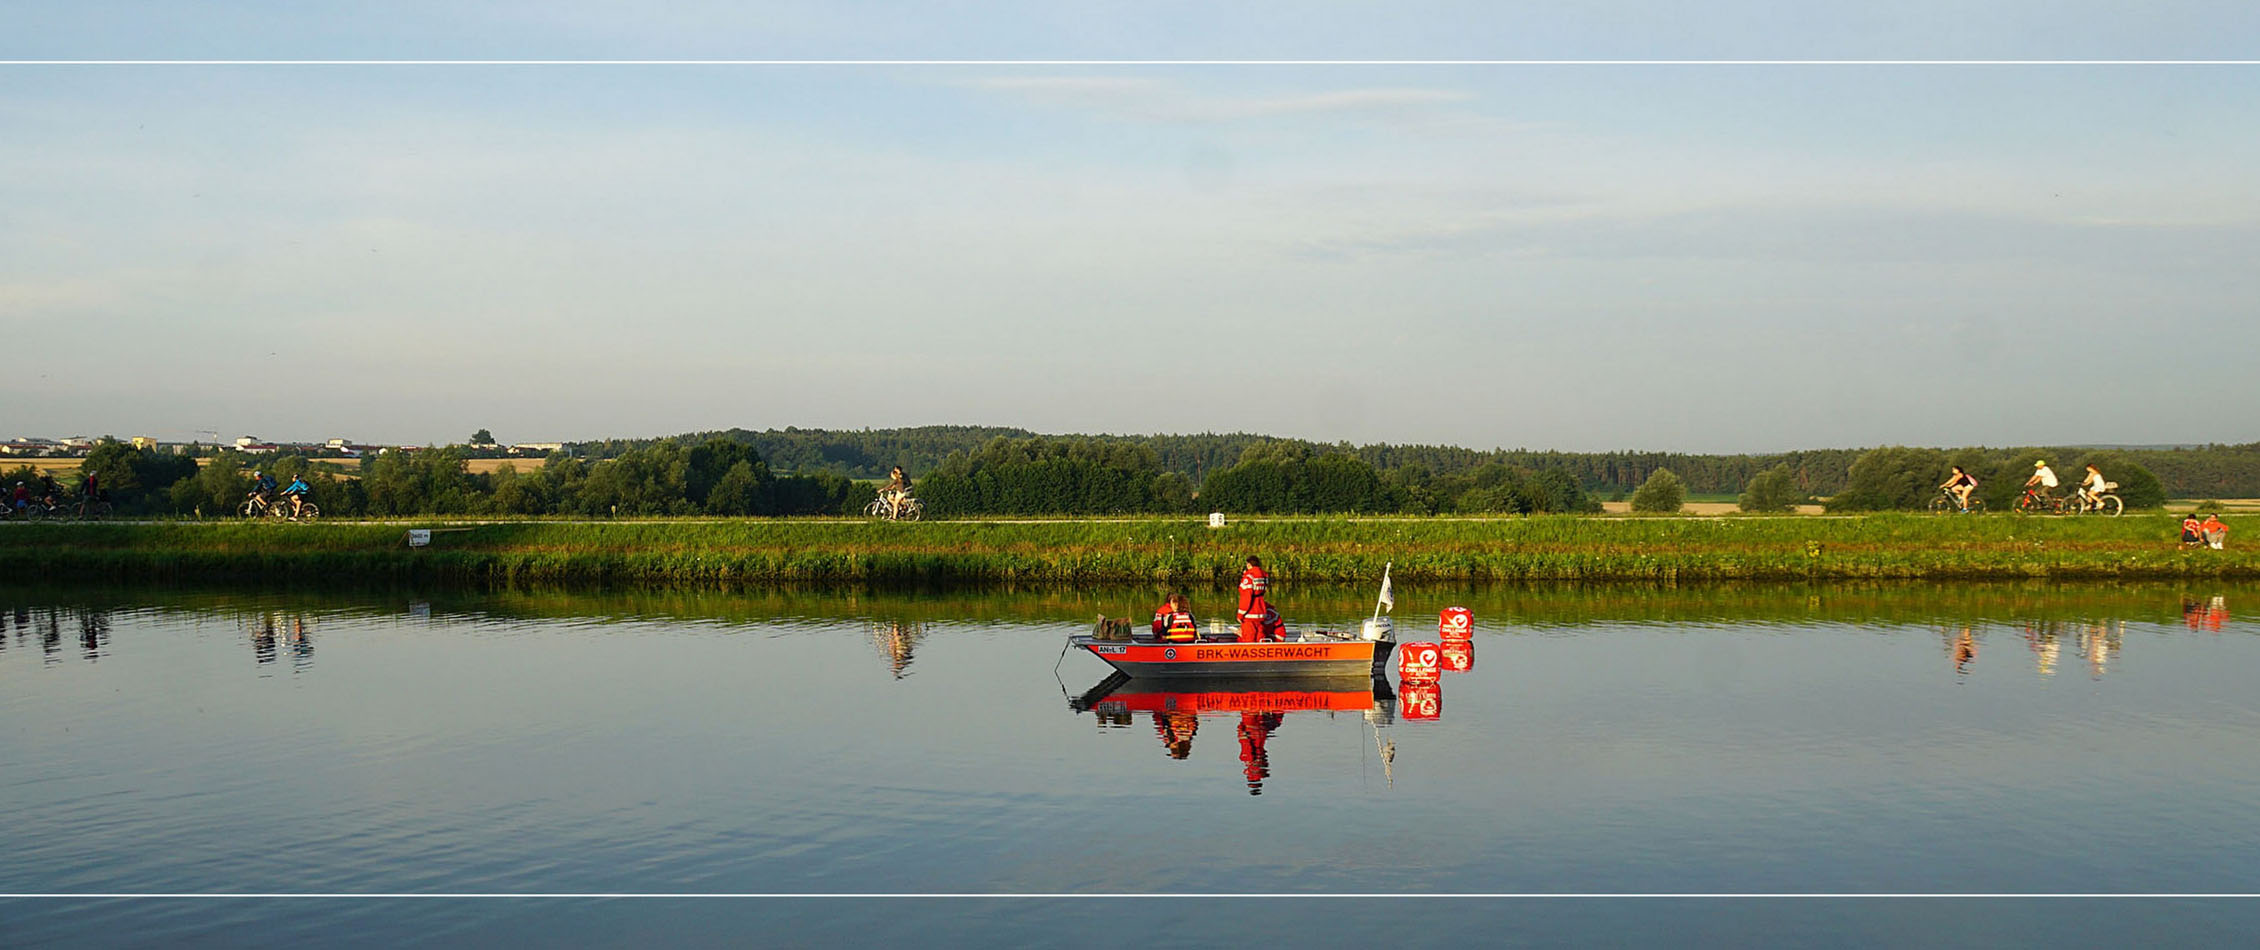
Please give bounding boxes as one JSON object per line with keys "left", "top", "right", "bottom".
{"left": 509, "top": 442, "right": 566, "bottom": 455}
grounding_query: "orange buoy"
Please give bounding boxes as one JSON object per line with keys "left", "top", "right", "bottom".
{"left": 1440, "top": 640, "right": 1473, "bottom": 673}
{"left": 1439, "top": 606, "right": 1473, "bottom": 641}
{"left": 1399, "top": 681, "right": 1442, "bottom": 721}
{"left": 1397, "top": 641, "right": 1441, "bottom": 681}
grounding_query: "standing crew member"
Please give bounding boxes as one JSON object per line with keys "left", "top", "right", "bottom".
{"left": 1237, "top": 556, "right": 1271, "bottom": 643}
{"left": 1152, "top": 593, "right": 1199, "bottom": 643}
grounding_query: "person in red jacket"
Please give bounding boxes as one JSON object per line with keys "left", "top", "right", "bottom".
{"left": 1236, "top": 556, "right": 1270, "bottom": 643}
{"left": 1151, "top": 593, "right": 1198, "bottom": 643}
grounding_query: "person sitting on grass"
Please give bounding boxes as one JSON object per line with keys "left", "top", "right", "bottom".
{"left": 2203, "top": 514, "right": 2229, "bottom": 550}
{"left": 2183, "top": 513, "right": 2208, "bottom": 546}
{"left": 1940, "top": 466, "right": 1978, "bottom": 512}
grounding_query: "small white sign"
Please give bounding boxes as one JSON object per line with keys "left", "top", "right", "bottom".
{"left": 1208, "top": 512, "right": 1226, "bottom": 528}
{"left": 407, "top": 529, "right": 432, "bottom": 547}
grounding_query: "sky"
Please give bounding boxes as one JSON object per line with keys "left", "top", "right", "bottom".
{"left": 4, "top": 3, "right": 2258, "bottom": 453}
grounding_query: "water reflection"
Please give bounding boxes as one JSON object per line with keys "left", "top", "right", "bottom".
{"left": 869, "top": 620, "right": 926, "bottom": 679}
{"left": 246, "top": 613, "right": 316, "bottom": 672}
{"left": 2184, "top": 596, "right": 2231, "bottom": 633}
{"left": 1941, "top": 624, "right": 1978, "bottom": 677}
{"left": 1074, "top": 673, "right": 1394, "bottom": 795}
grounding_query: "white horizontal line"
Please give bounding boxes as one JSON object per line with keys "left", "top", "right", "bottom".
{"left": 1, "top": 59, "right": 2257, "bottom": 67}
{"left": 7, "top": 893, "right": 2260, "bottom": 899}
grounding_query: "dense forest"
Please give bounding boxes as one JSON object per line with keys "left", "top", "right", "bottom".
{"left": 576, "top": 427, "right": 2260, "bottom": 499}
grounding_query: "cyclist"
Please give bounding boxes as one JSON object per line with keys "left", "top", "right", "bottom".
{"left": 9, "top": 481, "right": 27, "bottom": 513}
{"left": 249, "top": 470, "right": 278, "bottom": 511}
{"left": 1939, "top": 466, "right": 1978, "bottom": 512}
{"left": 880, "top": 466, "right": 911, "bottom": 516}
{"left": 2023, "top": 460, "right": 2059, "bottom": 504}
{"left": 37, "top": 473, "right": 59, "bottom": 508}
{"left": 280, "top": 474, "right": 312, "bottom": 518}
{"left": 2075, "top": 463, "right": 2109, "bottom": 512}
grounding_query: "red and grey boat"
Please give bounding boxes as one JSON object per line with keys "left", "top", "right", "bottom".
{"left": 1070, "top": 622, "right": 1397, "bottom": 679}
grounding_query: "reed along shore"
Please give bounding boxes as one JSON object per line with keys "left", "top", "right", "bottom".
{"left": 3, "top": 515, "right": 2253, "bottom": 588}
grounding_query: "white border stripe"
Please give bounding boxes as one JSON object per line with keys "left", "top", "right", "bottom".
{"left": 0, "top": 59, "right": 2257, "bottom": 66}
{"left": 5, "top": 892, "right": 2260, "bottom": 899}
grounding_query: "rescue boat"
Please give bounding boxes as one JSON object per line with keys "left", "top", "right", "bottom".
{"left": 1070, "top": 622, "right": 1396, "bottom": 679}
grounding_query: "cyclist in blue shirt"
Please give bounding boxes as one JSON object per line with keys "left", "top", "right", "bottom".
{"left": 281, "top": 475, "right": 311, "bottom": 518}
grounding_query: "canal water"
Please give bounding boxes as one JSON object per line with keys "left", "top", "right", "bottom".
{"left": 5, "top": 581, "right": 2260, "bottom": 946}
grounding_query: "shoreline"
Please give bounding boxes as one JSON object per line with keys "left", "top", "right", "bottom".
{"left": 4, "top": 516, "right": 2253, "bottom": 587}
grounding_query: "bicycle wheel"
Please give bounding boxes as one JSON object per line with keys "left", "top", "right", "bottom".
{"left": 901, "top": 500, "right": 922, "bottom": 522}
{"left": 2014, "top": 494, "right": 2037, "bottom": 514}
{"left": 87, "top": 501, "right": 112, "bottom": 520}
{"left": 1967, "top": 498, "right": 1986, "bottom": 514}
{"left": 297, "top": 504, "right": 320, "bottom": 522}
{"left": 864, "top": 499, "right": 889, "bottom": 518}
{"left": 2098, "top": 495, "right": 2122, "bottom": 517}
{"left": 1929, "top": 496, "right": 1955, "bottom": 514}
{"left": 240, "top": 499, "right": 261, "bottom": 518}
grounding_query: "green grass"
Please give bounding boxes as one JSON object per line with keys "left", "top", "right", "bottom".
{"left": 1, "top": 513, "right": 2251, "bottom": 587}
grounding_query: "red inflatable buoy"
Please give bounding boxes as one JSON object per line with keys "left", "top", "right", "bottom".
{"left": 1398, "top": 641, "right": 1441, "bottom": 681}
{"left": 1399, "top": 681, "right": 1442, "bottom": 721}
{"left": 1439, "top": 607, "right": 1473, "bottom": 641}
{"left": 1439, "top": 640, "right": 1473, "bottom": 673}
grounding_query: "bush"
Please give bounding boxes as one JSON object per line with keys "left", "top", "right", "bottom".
{"left": 1738, "top": 464, "right": 1803, "bottom": 513}
{"left": 1826, "top": 447, "right": 1950, "bottom": 512}
{"left": 1630, "top": 468, "right": 1686, "bottom": 513}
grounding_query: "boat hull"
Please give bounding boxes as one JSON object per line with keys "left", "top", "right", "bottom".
{"left": 1073, "top": 635, "right": 1395, "bottom": 678}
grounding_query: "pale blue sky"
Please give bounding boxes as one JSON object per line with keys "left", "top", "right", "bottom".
{"left": 4, "top": 4, "right": 2257, "bottom": 452}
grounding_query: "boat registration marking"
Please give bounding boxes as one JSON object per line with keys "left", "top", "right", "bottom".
{"left": 1089, "top": 645, "right": 1129, "bottom": 655}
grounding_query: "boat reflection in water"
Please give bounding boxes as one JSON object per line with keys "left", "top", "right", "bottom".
{"left": 1072, "top": 672, "right": 1396, "bottom": 795}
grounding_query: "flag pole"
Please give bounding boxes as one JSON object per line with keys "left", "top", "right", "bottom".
{"left": 1373, "top": 561, "right": 1392, "bottom": 622}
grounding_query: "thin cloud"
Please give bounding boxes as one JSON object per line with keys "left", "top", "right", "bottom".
{"left": 963, "top": 76, "right": 1473, "bottom": 123}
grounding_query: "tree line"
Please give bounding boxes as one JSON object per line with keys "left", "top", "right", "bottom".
{"left": 5, "top": 433, "right": 2226, "bottom": 519}
{"left": 566, "top": 427, "right": 2260, "bottom": 499}
{"left": 7, "top": 439, "right": 873, "bottom": 519}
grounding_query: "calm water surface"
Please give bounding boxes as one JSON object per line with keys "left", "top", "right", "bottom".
{"left": 5, "top": 581, "right": 2260, "bottom": 946}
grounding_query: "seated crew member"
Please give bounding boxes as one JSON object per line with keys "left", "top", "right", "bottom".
{"left": 281, "top": 474, "right": 311, "bottom": 516}
{"left": 1153, "top": 593, "right": 1199, "bottom": 643}
{"left": 1256, "top": 605, "right": 1286, "bottom": 642}
{"left": 1236, "top": 555, "right": 1270, "bottom": 643}
{"left": 2077, "top": 464, "right": 2109, "bottom": 511}
{"left": 2024, "top": 459, "right": 2059, "bottom": 500}
{"left": 1940, "top": 466, "right": 1978, "bottom": 512}
{"left": 2183, "top": 513, "right": 2207, "bottom": 546}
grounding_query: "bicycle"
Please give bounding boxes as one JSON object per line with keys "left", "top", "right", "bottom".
{"left": 2068, "top": 488, "right": 2124, "bottom": 517}
{"left": 2013, "top": 488, "right": 2066, "bottom": 515}
{"left": 1929, "top": 489, "right": 1986, "bottom": 515}
{"left": 241, "top": 495, "right": 275, "bottom": 518}
{"left": 864, "top": 494, "right": 923, "bottom": 522}
{"left": 269, "top": 497, "right": 320, "bottom": 522}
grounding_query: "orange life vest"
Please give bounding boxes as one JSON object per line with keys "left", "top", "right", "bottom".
{"left": 1161, "top": 610, "right": 1199, "bottom": 642}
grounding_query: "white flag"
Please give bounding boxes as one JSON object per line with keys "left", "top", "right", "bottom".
{"left": 1377, "top": 569, "right": 1394, "bottom": 612}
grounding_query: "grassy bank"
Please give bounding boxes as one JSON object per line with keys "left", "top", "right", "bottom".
{"left": 2, "top": 515, "right": 2254, "bottom": 587}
